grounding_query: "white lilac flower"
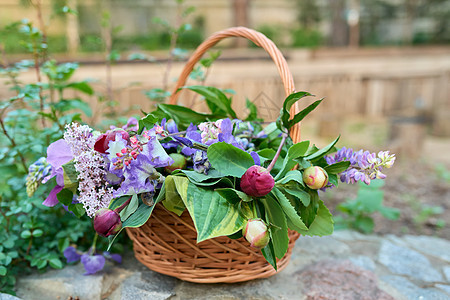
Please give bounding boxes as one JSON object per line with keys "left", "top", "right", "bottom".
{"left": 64, "top": 123, "right": 114, "bottom": 217}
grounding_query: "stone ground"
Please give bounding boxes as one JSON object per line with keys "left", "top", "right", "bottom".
{"left": 2, "top": 230, "right": 449, "bottom": 300}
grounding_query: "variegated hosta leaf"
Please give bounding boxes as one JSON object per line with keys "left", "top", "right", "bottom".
{"left": 183, "top": 183, "right": 252, "bottom": 243}
{"left": 162, "top": 175, "right": 188, "bottom": 216}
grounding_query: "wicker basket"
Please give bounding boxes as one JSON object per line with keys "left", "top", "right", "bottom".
{"left": 126, "top": 27, "right": 302, "bottom": 283}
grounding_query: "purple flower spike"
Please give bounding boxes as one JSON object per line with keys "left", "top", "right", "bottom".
{"left": 64, "top": 246, "right": 81, "bottom": 263}
{"left": 81, "top": 254, "right": 106, "bottom": 275}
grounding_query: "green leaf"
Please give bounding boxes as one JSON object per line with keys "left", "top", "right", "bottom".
{"left": 215, "top": 188, "right": 252, "bottom": 204}
{"left": 261, "top": 240, "right": 277, "bottom": 271}
{"left": 68, "top": 203, "right": 85, "bottom": 218}
{"left": 260, "top": 197, "right": 289, "bottom": 259}
{"left": 138, "top": 114, "right": 159, "bottom": 134}
{"left": 157, "top": 104, "right": 217, "bottom": 127}
{"left": 32, "top": 229, "right": 43, "bottom": 237}
{"left": 245, "top": 98, "right": 260, "bottom": 121}
{"left": 324, "top": 161, "right": 350, "bottom": 174}
{"left": 181, "top": 169, "right": 224, "bottom": 182}
{"left": 49, "top": 258, "right": 63, "bottom": 269}
{"left": 297, "top": 200, "right": 334, "bottom": 237}
{"left": 0, "top": 266, "right": 7, "bottom": 276}
{"left": 66, "top": 81, "right": 94, "bottom": 95}
{"left": 271, "top": 187, "right": 308, "bottom": 231}
{"left": 276, "top": 170, "right": 304, "bottom": 186}
{"left": 183, "top": 184, "right": 251, "bottom": 242}
{"left": 280, "top": 184, "right": 310, "bottom": 207}
{"left": 280, "top": 91, "right": 313, "bottom": 129}
{"left": 182, "top": 85, "right": 237, "bottom": 119}
{"left": 20, "top": 230, "right": 31, "bottom": 239}
{"left": 119, "top": 194, "right": 139, "bottom": 222}
{"left": 354, "top": 216, "right": 375, "bottom": 234}
{"left": 289, "top": 99, "right": 323, "bottom": 128}
{"left": 275, "top": 141, "right": 310, "bottom": 180}
{"left": 53, "top": 99, "right": 92, "bottom": 117}
{"left": 207, "top": 142, "right": 254, "bottom": 177}
{"left": 57, "top": 189, "right": 73, "bottom": 206}
{"left": 163, "top": 175, "right": 188, "bottom": 216}
{"left": 305, "top": 136, "right": 340, "bottom": 161}
{"left": 108, "top": 201, "right": 157, "bottom": 250}
{"left": 62, "top": 160, "right": 78, "bottom": 193}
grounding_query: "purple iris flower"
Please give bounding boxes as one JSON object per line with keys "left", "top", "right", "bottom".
{"left": 64, "top": 246, "right": 82, "bottom": 263}
{"left": 182, "top": 123, "right": 201, "bottom": 156}
{"left": 81, "top": 254, "right": 106, "bottom": 275}
{"left": 160, "top": 118, "right": 180, "bottom": 149}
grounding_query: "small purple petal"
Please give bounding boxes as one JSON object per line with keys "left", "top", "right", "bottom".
{"left": 81, "top": 254, "right": 106, "bottom": 275}
{"left": 250, "top": 151, "right": 261, "bottom": 166}
{"left": 42, "top": 185, "right": 63, "bottom": 207}
{"left": 63, "top": 246, "right": 81, "bottom": 263}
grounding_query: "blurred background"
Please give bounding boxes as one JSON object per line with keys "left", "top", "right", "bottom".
{"left": 0, "top": 1, "right": 449, "bottom": 277}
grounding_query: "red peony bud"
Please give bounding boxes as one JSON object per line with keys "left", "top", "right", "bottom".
{"left": 164, "top": 153, "right": 187, "bottom": 173}
{"left": 303, "top": 166, "right": 329, "bottom": 189}
{"left": 93, "top": 208, "right": 122, "bottom": 237}
{"left": 94, "top": 129, "right": 130, "bottom": 154}
{"left": 240, "top": 165, "right": 275, "bottom": 197}
{"left": 243, "top": 218, "right": 270, "bottom": 249}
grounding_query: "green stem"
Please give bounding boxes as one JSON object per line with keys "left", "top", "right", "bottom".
{"left": 91, "top": 233, "right": 99, "bottom": 254}
{"left": 266, "top": 132, "right": 288, "bottom": 172}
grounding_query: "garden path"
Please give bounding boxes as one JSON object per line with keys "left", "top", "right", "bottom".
{"left": 5, "top": 230, "right": 450, "bottom": 300}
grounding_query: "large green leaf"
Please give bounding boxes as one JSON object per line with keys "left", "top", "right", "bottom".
{"left": 276, "top": 170, "right": 304, "bottom": 186}
{"left": 297, "top": 199, "right": 334, "bottom": 237}
{"left": 162, "top": 175, "right": 188, "bottom": 216}
{"left": 183, "top": 184, "right": 251, "bottom": 242}
{"left": 207, "top": 142, "right": 254, "bottom": 177}
{"left": 324, "top": 161, "right": 350, "bottom": 174}
{"left": 182, "top": 85, "right": 237, "bottom": 118}
{"left": 119, "top": 194, "right": 139, "bottom": 222}
{"left": 181, "top": 169, "right": 225, "bottom": 182}
{"left": 271, "top": 187, "right": 308, "bottom": 232}
{"left": 261, "top": 240, "right": 277, "bottom": 271}
{"left": 260, "top": 196, "right": 289, "bottom": 259}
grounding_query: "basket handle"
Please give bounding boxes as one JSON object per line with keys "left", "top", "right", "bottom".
{"left": 168, "top": 26, "right": 301, "bottom": 142}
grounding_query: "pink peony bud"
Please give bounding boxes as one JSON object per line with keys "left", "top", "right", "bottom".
{"left": 94, "top": 129, "right": 130, "bottom": 154}
{"left": 240, "top": 165, "right": 275, "bottom": 197}
{"left": 303, "top": 166, "right": 329, "bottom": 189}
{"left": 93, "top": 208, "right": 122, "bottom": 237}
{"left": 164, "top": 153, "right": 187, "bottom": 173}
{"left": 243, "top": 218, "right": 270, "bottom": 249}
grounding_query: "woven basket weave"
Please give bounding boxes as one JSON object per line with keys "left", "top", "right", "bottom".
{"left": 126, "top": 27, "right": 302, "bottom": 283}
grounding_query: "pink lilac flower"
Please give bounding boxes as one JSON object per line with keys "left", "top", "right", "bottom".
{"left": 325, "top": 147, "right": 396, "bottom": 185}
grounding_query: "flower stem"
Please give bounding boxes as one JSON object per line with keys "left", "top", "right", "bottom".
{"left": 91, "top": 233, "right": 99, "bottom": 254}
{"left": 266, "top": 132, "right": 288, "bottom": 172}
{"left": 114, "top": 196, "right": 132, "bottom": 214}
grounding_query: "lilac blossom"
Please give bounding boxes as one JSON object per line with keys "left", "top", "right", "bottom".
{"left": 64, "top": 123, "right": 114, "bottom": 217}
{"left": 325, "top": 147, "right": 396, "bottom": 185}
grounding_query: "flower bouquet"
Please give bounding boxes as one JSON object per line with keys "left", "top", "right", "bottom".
{"left": 26, "top": 27, "right": 395, "bottom": 283}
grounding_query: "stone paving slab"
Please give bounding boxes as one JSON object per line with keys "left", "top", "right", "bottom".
{"left": 8, "top": 230, "right": 450, "bottom": 300}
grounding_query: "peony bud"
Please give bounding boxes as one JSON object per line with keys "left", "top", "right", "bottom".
{"left": 94, "top": 129, "right": 130, "bottom": 154}
{"left": 93, "top": 208, "right": 122, "bottom": 237}
{"left": 164, "top": 153, "right": 187, "bottom": 173}
{"left": 240, "top": 165, "right": 275, "bottom": 197}
{"left": 303, "top": 166, "right": 329, "bottom": 189}
{"left": 243, "top": 218, "right": 270, "bottom": 249}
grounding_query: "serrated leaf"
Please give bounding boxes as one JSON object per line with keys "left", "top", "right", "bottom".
{"left": 280, "top": 91, "right": 313, "bottom": 129}
{"left": 271, "top": 187, "right": 308, "bottom": 231}
{"left": 276, "top": 170, "right": 304, "bottom": 186}
{"left": 215, "top": 188, "right": 252, "bottom": 204}
{"left": 261, "top": 240, "right": 277, "bottom": 271}
{"left": 297, "top": 200, "right": 334, "bottom": 237}
{"left": 281, "top": 184, "right": 310, "bottom": 206}
{"left": 260, "top": 196, "right": 289, "bottom": 259}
